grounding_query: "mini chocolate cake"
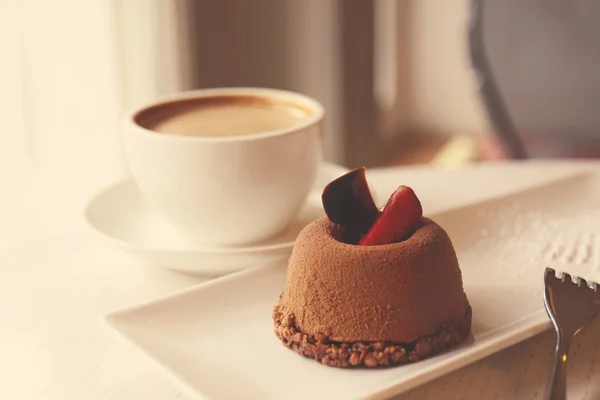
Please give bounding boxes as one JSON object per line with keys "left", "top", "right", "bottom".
{"left": 273, "top": 168, "right": 471, "bottom": 368}
{"left": 273, "top": 217, "right": 471, "bottom": 368}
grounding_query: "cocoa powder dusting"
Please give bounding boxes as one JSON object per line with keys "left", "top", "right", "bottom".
{"left": 277, "top": 217, "right": 470, "bottom": 343}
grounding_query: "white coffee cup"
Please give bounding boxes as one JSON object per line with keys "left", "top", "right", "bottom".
{"left": 122, "top": 88, "right": 324, "bottom": 247}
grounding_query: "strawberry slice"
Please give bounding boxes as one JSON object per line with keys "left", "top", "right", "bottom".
{"left": 358, "top": 185, "right": 422, "bottom": 246}
{"left": 322, "top": 167, "right": 379, "bottom": 234}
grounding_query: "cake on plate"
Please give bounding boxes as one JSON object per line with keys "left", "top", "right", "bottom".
{"left": 273, "top": 167, "right": 471, "bottom": 368}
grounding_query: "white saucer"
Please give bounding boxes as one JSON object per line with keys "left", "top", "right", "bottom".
{"left": 84, "top": 162, "right": 348, "bottom": 276}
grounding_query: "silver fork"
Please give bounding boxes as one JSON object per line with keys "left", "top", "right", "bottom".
{"left": 543, "top": 267, "right": 600, "bottom": 400}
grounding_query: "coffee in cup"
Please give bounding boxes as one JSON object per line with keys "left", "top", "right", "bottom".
{"left": 137, "top": 94, "right": 312, "bottom": 138}
{"left": 122, "top": 88, "right": 324, "bottom": 247}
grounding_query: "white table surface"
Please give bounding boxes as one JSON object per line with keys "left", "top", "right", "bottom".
{"left": 2, "top": 159, "right": 600, "bottom": 400}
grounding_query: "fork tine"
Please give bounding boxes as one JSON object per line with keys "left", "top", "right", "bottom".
{"left": 546, "top": 268, "right": 600, "bottom": 292}
{"left": 575, "top": 276, "right": 586, "bottom": 287}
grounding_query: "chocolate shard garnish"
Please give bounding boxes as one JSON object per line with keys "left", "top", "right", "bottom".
{"left": 321, "top": 167, "right": 379, "bottom": 234}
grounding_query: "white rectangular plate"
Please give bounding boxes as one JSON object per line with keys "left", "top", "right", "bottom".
{"left": 105, "top": 172, "right": 600, "bottom": 400}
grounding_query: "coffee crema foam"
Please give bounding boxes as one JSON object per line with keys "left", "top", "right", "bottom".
{"left": 135, "top": 94, "right": 312, "bottom": 138}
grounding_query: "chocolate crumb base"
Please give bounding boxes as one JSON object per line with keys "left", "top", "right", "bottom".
{"left": 273, "top": 304, "right": 472, "bottom": 368}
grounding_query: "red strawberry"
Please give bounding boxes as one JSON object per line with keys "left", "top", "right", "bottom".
{"left": 322, "top": 167, "right": 379, "bottom": 234}
{"left": 358, "top": 185, "right": 422, "bottom": 246}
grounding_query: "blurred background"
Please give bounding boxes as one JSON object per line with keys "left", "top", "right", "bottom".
{"left": 3, "top": 0, "right": 600, "bottom": 188}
